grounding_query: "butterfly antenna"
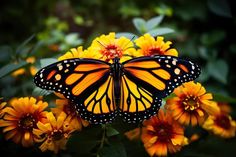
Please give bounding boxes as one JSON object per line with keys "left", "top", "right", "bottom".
{"left": 97, "top": 40, "right": 106, "bottom": 48}
{"left": 122, "top": 36, "right": 136, "bottom": 51}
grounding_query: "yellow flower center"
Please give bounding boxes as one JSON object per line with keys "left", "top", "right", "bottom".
{"left": 215, "top": 114, "right": 231, "bottom": 130}
{"left": 101, "top": 44, "right": 123, "bottom": 61}
{"left": 183, "top": 96, "right": 200, "bottom": 111}
{"left": 18, "top": 114, "right": 36, "bottom": 130}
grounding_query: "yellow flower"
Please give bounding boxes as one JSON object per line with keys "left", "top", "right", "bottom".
{"left": 33, "top": 112, "right": 76, "bottom": 154}
{"left": 0, "top": 98, "right": 7, "bottom": 118}
{"left": 51, "top": 93, "right": 89, "bottom": 130}
{"left": 141, "top": 109, "right": 185, "bottom": 157}
{"left": 203, "top": 112, "right": 236, "bottom": 138}
{"left": 124, "top": 128, "right": 141, "bottom": 141}
{"left": 135, "top": 34, "right": 178, "bottom": 56}
{"left": 166, "top": 81, "right": 220, "bottom": 126}
{"left": 87, "top": 32, "right": 140, "bottom": 63}
{"left": 0, "top": 97, "right": 48, "bottom": 147}
{"left": 58, "top": 46, "right": 90, "bottom": 61}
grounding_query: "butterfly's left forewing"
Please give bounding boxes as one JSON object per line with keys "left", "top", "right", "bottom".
{"left": 120, "top": 55, "right": 201, "bottom": 123}
{"left": 34, "top": 58, "right": 117, "bottom": 124}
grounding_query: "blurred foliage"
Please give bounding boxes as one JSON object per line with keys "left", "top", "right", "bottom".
{"left": 0, "top": 0, "right": 236, "bottom": 157}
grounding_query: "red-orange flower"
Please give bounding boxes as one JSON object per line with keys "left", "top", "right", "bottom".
{"left": 0, "top": 97, "right": 48, "bottom": 147}
{"left": 166, "top": 81, "right": 220, "bottom": 126}
{"left": 141, "top": 109, "right": 186, "bottom": 156}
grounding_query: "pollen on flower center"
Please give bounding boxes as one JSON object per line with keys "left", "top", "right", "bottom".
{"left": 101, "top": 44, "right": 123, "bottom": 60}
{"left": 149, "top": 47, "right": 163, "bottom": 55}
{"left": 215, "top": 115, "right": 231, "bottom": 130}
{"left": 18, "top": 114, "right": 35, "bottom": 130}
{"left": 183, "top": 96, "right": 200, "bottom": 111}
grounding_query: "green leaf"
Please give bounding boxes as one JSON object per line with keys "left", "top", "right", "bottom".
{"left": 116, "top": 32, "right": 138, "bottom": 40}
{"left": 146, "top": 15, "right": 164, "bottom": 30}
{"left": 65, "top": 33, "right": 83, "bottom": 46}
{"left": 207, "top": 59, "right": 228, "bottom": 84}
{"left": 39, "top": 58, "right": 58, "bottom": 68}
{"left": 132, "top": 18, "right": 147, "bottom": 34}
{"left": 67, "top": 125, "right": 102, "bottom": 156}
{"left": 197, "top": 66, "right": 210, "bottom": 82}
{"left": 147, "top": 27, "right": 174, "bottom": 36}
{"left": 0, "top": 61, "right": 28, "bottom": 79}
{"left": 0, "top": 46, "right": 12, "bottom": 62}
{"left": 32, "top": 87, "right": 52, "bottom": 96}
{"left": 99, "top": 140, "right": 127, "bottom": 157}
{"left": 106, "top": 126, "right": 119, "bottom": 137}
{"left": 207, "top": 0, "right": 232, "bottom": 18}
{"left": 16, "top": 34, "right": 35, "bottom": 54}
{"left": 213, "top": 93, "right": 236, "bottom": 103}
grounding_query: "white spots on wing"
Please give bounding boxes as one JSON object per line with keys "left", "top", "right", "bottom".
{"left": 172, "top": 59, "right": 177, "bottom": 65}
{"left": 174, "top": 68, "right": 180, "bottom": 75}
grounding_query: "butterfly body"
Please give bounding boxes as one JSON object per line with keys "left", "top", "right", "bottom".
{"left": 34, "top": 55, "right": 201, "bottom": 124}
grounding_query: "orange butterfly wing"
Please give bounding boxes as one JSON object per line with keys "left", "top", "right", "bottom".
{"left": 119, "top": 55, "right": 201, "bottom": 123}
{"left": 34, "top": 58, "right": 117, "bottom": 124}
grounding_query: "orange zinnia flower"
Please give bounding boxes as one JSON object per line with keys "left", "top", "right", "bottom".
{"left": 51, "top": 93, "right": 89, "bottom": 130}
{"left": 166, "top": 81, "right": 220, "bottom": 126}
{"left": 135, "top": 34, "right": 178, "bottom": 56}
{"left": 203, "top": 111, "right": 236, "bottom": 138}
{"left": 33, "top": 112, "right": 76, "bottom": 154}
{"left": 141, "top": 109, "right": 186, "bottom": 156}
{"left": 0, "top": 97, "right": 48, "bottom": 147}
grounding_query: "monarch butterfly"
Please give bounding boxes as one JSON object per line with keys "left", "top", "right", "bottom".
{"left": 34, "top": 55, "right": 200, "bottom": 124}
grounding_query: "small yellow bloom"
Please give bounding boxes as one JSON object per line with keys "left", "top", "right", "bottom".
{"left": 141, "top": 109, "right": 186, "bottom": 156}
{"left": 26, "top": 57, "right": 36, "bottom": 64}
{"left": 124, "top": 128, "right": 141, "bottom": 141}
{"left": 33, "top": 112, "right": 76, "bottom": 154}
{"left": 12, "top": 68, "right": 26, "bottom": 77}
{"left": 166, "top": 81, "right": 220, "bottom": 126}
{"left": 203, "top": 112, "right": 236, "bottom": 138}
{"left": 11, "top": 56, "right": 37, "bottom": 77}
{"left": 135, "top": 34, "right": 178, "bottom": 56}
{"left": 0, "top": 97, "right": 48, "bottom": 147}
{"left": 87, "top": 32, "right": 140, "bottom": 63}
{"left": 51, "top": 93, "right": 89, "bottom": 130}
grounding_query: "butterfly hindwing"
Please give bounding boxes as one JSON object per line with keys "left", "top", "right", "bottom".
{"left": 120, "top": 55, "right": 201, "bottom": 122}
{"left": 119, "top": 74, "right": 162, "bottom": 123}
{"left": 34, "top": 58, "right": 117, "bottom": 124}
